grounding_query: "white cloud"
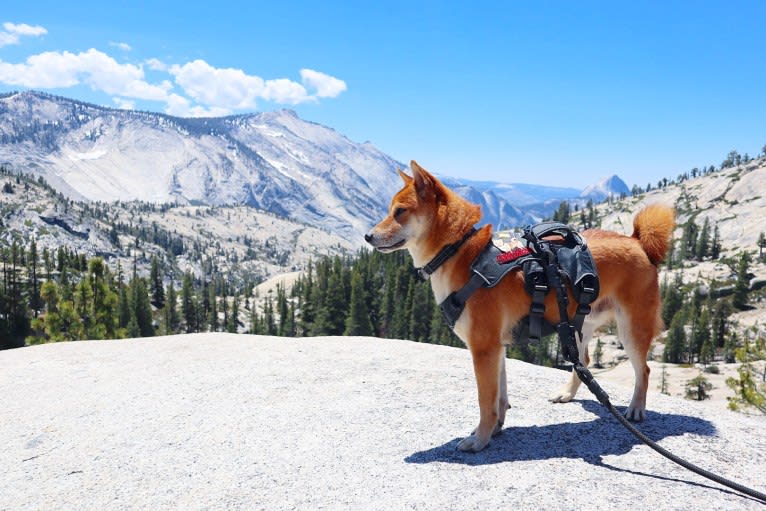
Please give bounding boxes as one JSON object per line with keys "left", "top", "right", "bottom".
{"left": 170, "top": 59, "right": 267, "bottom": 109}
{"left": 145, "top": 58, "right": 168, "bottom": 71}
{"left": 300, "top": 69, "right": 347, "bottom": 98}
{"left": 3, "top": 22, "right": 47, "bottom": 37}
{"left": 0, "top": 22, "right": 47, "bottom": 47}
{"left": 164, "top": 92, "right": 231, "bottom": 118}
{"left": 0, "top": 32, "right": 20, "bottom": 48}
{"left": 168, "top": 60, "right": 347, "bottom": 111}
{"left": 0, "top": 26, "right": 347, "bottom": 118}
{"left": 263, "top": 78, "right": 309, "bottom": 104}
{"left": 109, "top": 41, "right": 132, "bottom": 51}
{"left": 0, "top": 48, "right": 171, "bottom": 101}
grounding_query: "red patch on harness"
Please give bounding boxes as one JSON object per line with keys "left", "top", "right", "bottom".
{"left": 496, "top": 247, "right": 531, "bottom": 264}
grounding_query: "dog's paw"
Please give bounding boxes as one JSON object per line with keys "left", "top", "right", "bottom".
{"left": 457, "top": 433, "right": 491, "bottom": 453}
{"left": 624, "top": 406, "right": 645, "bottom": 422}
{"left": 471, "top": 420, "right": 504, "bottom": 438}
{"left": 548, "top": 388, "right": 576, "bottom": 403}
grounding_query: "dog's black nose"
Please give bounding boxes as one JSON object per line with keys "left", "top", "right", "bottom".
{"left": 364, "top": 233, "right": 373, "bottom": 243}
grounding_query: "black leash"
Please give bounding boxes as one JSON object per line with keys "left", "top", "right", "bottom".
{"left": 546, "top": 259, "right": 766, "bottom": 504}
{"left": 525, "top": 226, "right": 766, "bottom": 503}
{"left": 572, "top": 361, "right": 766, "bottom": 504}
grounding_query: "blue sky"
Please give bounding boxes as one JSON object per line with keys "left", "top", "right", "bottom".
{"left": 1, "top": 1, "right": 765, "bottom": 189}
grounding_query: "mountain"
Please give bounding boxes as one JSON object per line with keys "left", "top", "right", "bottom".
{"left": 0, "top": 91, "right": 630, "bottom": 237}
{"left": 0, "top": 91, "right": 401, "bottom": 240}
{"left": 438, "top": 176, "right": 537, "bottom": 229}
{"left": 0, "top": 90, "right": 540, "bottom": 238}
{"left": 0, "top": 168, "right": 357, "bottom": 289}
{"left": 598, "top": 158, "right": 766, "bottom": 259}
{"left": 449, "top": 173, "right": 631, "bottom": 220}
{"left": 580, "top": 174, "right": 630, "bottom": 202}
{"left": 448, "top": 177, "right": 581, "bottom": 207}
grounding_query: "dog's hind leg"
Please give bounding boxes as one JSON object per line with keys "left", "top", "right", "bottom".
{"left": 548, "top": 321, "right": 594, "bottom": 403}
{"left": 458, "top": 342, "right": 504, "bottom": 452}
{"left": 620, "top": 312, "right": 653, "bottom": 422}
{"left": 497, "top": 353, "right": 510, "bottom": 434}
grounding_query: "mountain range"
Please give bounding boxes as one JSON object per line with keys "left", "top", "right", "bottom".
{"left": 0, "top": 90, "right": 628, "bottom": 239}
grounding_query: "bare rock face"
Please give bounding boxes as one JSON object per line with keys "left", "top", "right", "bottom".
{"left": 1, "top": 334, "right": 764, "bottom": 510}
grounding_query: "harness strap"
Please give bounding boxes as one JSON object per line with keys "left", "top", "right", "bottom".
{"left": 440, "top": 273, "right": 487, "bottom": 329}
{"left": 415, "top": 227, "right": 477, "bottom": 281}
{"left": 527, "top": 280, "right": 547, "bottom": 343}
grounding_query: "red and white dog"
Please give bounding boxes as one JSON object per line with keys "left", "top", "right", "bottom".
{"left": 366, "top": 161, "right": 675, "bottom": 452}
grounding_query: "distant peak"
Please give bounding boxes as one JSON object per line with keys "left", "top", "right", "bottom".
{"left": 580, "top": 174, "right": 629, "bottom": 200}
{"left": 277, "top": 109, "right": 299, "bottom": 118}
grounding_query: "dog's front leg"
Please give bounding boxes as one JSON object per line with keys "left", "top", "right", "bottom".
{"left": 458, "top": 343, "right": 504, "bottom": 453}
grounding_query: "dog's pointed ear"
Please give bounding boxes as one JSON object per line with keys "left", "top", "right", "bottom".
{"left": 410, "top": 160, "right": 435, "bottom": 199}
{"left": 397, "top": 168, "right": 413, "bottom": 184}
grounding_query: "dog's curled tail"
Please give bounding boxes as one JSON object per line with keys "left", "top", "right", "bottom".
{"left": 632, "top": 204, "right": 675, "bottom": 266}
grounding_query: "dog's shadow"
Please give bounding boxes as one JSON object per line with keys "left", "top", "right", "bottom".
{"left": 405, "top": 400, "right": 716, "bottom": 468}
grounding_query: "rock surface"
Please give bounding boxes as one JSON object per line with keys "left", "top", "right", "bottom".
{"left": 1, "top": 334, "right": 765, "bottom": 510}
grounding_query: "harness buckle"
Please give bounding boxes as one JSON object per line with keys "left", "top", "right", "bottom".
{"left": 415, "top": 268, "right": 430, "bottom": 281}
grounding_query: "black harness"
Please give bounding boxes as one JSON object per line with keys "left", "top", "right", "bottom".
{"left": 435, "top": 221, "right": 599, "bottom": 362}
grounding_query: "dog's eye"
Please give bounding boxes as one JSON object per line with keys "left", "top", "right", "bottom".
{"left": 394, "top": 207, "right": 406, "bottom": 218}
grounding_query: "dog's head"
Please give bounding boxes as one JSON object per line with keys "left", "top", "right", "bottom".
{"left": 365, "top": 160, "right": 481, "bottom": 258}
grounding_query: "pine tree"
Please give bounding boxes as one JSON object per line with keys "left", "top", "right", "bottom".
{"left": 659, "top": 364, "right": 670, "bottom": 395}
{"left": 390, "top": 266, "right": 411, "bottom": 339}
{"left": 691, "top": 304, "right": 711, "bottom": 364}
{"left": 118, "top": 279, "right": 131, "bottom": 330}
{"left": 344, "top": 270, "right": 374, "bottom": 336}
{"left": 149, "top": 255, "right": 165, "bottom": 308}
{"left": 207, "top": 282, "right": 218, "bottom": 332}
{"left": 678, "top": 221, "right": 698, "bottom": 261}
{"left": 227, "top": 297, "right": 239, "bottom": 333}
{"left": 661, "top": 273, "right": 684, "bottom": 327}
{"left": 552, "top": 201, "right": 570, "bottom": 224}
{"left": 711, "top": 300, "right": 733, "bottom": 348}
{"left": 130, "top": 273, "right": 154, "bottom": 337}
{"left": 593, "top": 337, "right": 604, "bottom": 368}
{"left": 378, "top": 267, "right": 397, "bottom": 337}
{"left": 723, "top": 331, "right": 738, "bottom": 363}
{"left": 726, "top": 338, "right": 766, "bottom": 414}
{"left": 263, "top": 297, "right": 277, "bottom": 335}
{"left": 298, "top": 262, "right": 315, "bottom": 335}
{"left": 283, "top": 298, "right": 296, "bottom": 337}
{"left": 685, "top": 373, "right": 712, "bottom": 401}
{"left": 181, "top": 272, "right": 196, "bottom": 333}
{"left": 311, "top": 259, "right": 347, "bottom": 336}
{"left": 28, "top": 239, "right": 42, "bottom": 318}
{"left": 710, "top": 224, "right": 721, "bottom": 260}
{"left": 249, "top": 304, "right": 261, "bottom": 334}
{"left": 276, "top": 284, "right": 290, "bottom": 336}
{"left": 221, "top": 283, "right": 229, "bottom": 331}
{"left": 694, "top": 217, "right": 710, "bottom": 260}
{"left": 732, "top": 251, "right": 751, "bottom": 310}
{"left": 165, "top": 282, "right": 179, "bottom": 334}
{"left": 408, "top": 281, "right": 431, "bottom": 342}
{"left": 663, "top": 313, "right": 686, "bottom": 364}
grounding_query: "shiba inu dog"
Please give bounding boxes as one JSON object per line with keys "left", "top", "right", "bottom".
{"left": 365, "top": 161, "right": 674, "bottom": 452}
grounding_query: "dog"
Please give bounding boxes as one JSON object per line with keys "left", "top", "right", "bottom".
{"left": 365, "top": 160, "right": 675, "bottom": 452}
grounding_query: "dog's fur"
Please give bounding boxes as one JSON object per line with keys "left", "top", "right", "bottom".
{"left": 366, "top": 161, "right": 675, "bottom": 452}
